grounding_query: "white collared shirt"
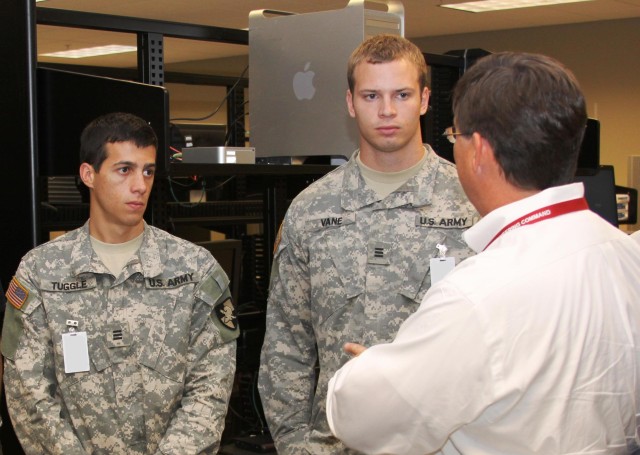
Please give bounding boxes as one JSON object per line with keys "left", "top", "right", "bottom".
{"left": 327, "top": 183, "right": 640, "bottom": 454}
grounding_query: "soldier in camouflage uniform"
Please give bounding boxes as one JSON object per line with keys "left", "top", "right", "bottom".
{"left": 258, "top": 35, "right": 477, "bottom": 454}
{"left": 1, "top": 112, "right": 238, "bottom": 454}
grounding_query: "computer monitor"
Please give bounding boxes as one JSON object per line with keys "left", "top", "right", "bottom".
{"left": 37, "top": 67, "right": 170, "bottom": 176}
{"left": 574, "top": 165, "right": 618, "bottom": 227}
{"left": 577, "top": 118, "right": 600, "bottom": 171}
{"left": 196, "top": 239, "right": 242, "bottom": 305}
{"left": 171, "top": 122, "right": 227, "bottom": 148}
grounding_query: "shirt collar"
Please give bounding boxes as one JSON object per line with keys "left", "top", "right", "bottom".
{"left": 340, "top": 145, "right": 438, "bottom": 211}
{"left": 463, "top": 182, "right": 585, "bottom": 253}
{"left": 70, "top": 221, "right": 163, "bottom": 279}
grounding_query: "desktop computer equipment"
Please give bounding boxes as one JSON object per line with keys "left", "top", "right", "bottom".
{"left": 574, "top": 165, "right": 618, "bottom": 227}
{"left": 182, "top": 146, "right": 256, "bottom": 164}
{"left": 172, "top": 122, "right": 227, "bottom": 149}
{"left": 249, "top": 0, "right": 404, "bottom": 160}
{"left": 37, "top": 67, "right": 169, "bottom": 176}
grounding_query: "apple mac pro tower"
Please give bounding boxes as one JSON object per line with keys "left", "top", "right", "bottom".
{"left": 249, "top": 0, "right": 404, "bottom": 162}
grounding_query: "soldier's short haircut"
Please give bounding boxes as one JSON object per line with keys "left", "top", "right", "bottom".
{"left": 80, "top": 112, "right": 158, "bottom": 172}
{"left": 347, "top": 34, "right": 428, "bottom": 93}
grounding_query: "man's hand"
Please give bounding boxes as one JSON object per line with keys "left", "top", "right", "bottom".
{"left": 343, "top": 342, "right": 367, "bottom": 357}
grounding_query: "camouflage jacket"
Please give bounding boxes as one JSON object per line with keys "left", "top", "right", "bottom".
{"left": 258, "top": 147, "right": 478, "bottom": 454}
{"left": 1, "top": 223, "right": 239, "bottom": 455}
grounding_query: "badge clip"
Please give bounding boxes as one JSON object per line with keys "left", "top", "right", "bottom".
{"left": 66, "top": 319, "right": 79, "bottom": 332}
{"left": 436, "top": 243, "right": 448, "bottom": 260}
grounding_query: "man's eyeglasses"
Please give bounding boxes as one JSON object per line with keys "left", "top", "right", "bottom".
{"left": 442, "top": 126, "right": 472, "bottom": 144}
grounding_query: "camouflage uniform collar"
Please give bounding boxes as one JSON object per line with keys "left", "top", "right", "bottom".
{"left": 71, "top": 222, "right": 163, "bottom": 279}
{"left": 341, "top": 145, "right": 438, "bottom": 211}
{"left": 70, "top": 222, "right": 108, "bottom": 277}
{"left": 341, "top": 151, "right": 379, "bottom": 211}
{"left": 134, "top": 223, "right": 164, "bottom": 279}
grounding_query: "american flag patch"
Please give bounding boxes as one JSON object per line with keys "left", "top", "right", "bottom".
{"left": 7, "top": 277, "right": 29, "bottom": 310}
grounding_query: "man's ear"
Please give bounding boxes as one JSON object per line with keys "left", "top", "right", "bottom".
{"left": 472, "top": 133, "right": 502, "bottom": 179}
{"left": 469, "top": 133, "right": 484, "bottom": 174}
{"left": 420, "top": 87, "right": 430, "bottom": 116}
{"left": 79, "top": 163, "right": 95, "bottom": 189}
{"left": 346, "top": 89, "right": 356, "bottom": 118}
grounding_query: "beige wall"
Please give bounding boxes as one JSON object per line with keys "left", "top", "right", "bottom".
{"left": 412, "top": 17, "right": 640, "bottom": 189}
{"left": 167, "top": 83, "right": 229, "bottom": 125}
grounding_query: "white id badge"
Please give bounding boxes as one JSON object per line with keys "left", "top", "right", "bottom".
{"left": 62, "top": 331, "right": 90, "bottom": 373}
{"left": 430, "top": 257, "right": 456, "bottom": 285}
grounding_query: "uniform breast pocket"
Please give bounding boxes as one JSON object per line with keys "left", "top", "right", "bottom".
{"left": 138, "top": 298, "right": 191, "bottom": 383}
{"left": 309, "top": 225, "right": 365, "bottom": 328}
{"left": 398, "top": 230, "right": 450, "bottom": 304}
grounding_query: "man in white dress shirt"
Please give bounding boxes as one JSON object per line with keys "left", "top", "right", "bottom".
{"left": 326, "top": 52, "right": 640, "bottom": 455}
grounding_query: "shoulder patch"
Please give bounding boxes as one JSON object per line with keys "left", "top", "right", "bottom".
{"left": 215, "top": 298, "right": 237, "bottom": 330}
{"left": 6, "top": 277, "right": 29, "bottom": 310}
{"left": 211, "top": 298, "right": 240, "bottom": 343}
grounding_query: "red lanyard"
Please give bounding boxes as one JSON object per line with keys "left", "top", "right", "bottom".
{"left": 484, "top": 197, "right": 589, "bottom": 251}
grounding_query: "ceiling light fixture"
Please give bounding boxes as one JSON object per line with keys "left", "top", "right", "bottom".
{"left": 40, "top": 45, "right": 137, "bottom": 59}
{"left": 440, "top": 0, "right": 594, "bottom": 13}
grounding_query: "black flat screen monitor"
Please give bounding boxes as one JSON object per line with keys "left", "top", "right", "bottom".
{"left": 577, "top": 118, "right": 600, "bottom": 171}
{"left": 574, "top": 164, "right": 618, "bottom": 227}
{"left": 196, "top": 239, "right": 242, "bottom": 305}
{"left": 172, "top": 122, "right": 227, "bottom": 148}
{"left": 37, "top": 67, "right": 170, "bottom": 176}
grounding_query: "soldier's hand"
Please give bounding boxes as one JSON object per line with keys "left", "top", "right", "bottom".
{"left": 343, "top": 342, "right": 367, "bottom": 357}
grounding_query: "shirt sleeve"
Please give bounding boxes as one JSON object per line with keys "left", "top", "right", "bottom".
{"left": 156, "top": 261, "right": 238, "bottom": 454}
{"left": 326, "top": 282, "right": 494, "bottom": 455}
{"left": 1, "top": 266, "right": 88, "bottom": 454}
{"left": 258, "top": 220, "right": 317, "bottom": 454}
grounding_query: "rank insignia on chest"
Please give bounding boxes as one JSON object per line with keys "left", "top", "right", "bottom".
{"left": 368, "top": 240, "right": 392, "bottom": 265}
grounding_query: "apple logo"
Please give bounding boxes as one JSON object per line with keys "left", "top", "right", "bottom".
{"left": 292, "top": 62, "right": 316, "bottom": 100}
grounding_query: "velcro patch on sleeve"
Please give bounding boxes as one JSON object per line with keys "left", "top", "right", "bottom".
{"left": 215, "top": 298, "right": 238, "bottom": 331}
{"left": 7, "top": 277, "right": 29, "bottom": 310}
{"left": 212, "top": 298, "right": 240, "bottom": 343}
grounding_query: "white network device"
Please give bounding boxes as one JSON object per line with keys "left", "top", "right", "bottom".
{"left": 181, "top": 147, "right": 256, "bottom": 164}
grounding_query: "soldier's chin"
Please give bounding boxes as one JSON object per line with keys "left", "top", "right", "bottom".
{"left": 121, "top": 215, "right": 146, "bottom": 227}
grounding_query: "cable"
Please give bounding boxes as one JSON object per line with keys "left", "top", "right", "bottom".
{"left": 167, "top": 176, "right": 207, "bottom": 208}
{"left": 166, "top": 174, "right": 238, "bottom": 209}
{"left": 170, "top": 145, "right": 183, "bottom": 162}
{"left": 170, "top": 66, "right": 249, "bottom": 123}
{"left": 251, "top": 370, "right": 268, "bottom": 432}
{"left": 225, "top": 99, "right": 250, "bottom": 146}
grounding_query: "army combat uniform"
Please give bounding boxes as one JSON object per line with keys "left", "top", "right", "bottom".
{"left": 1, "top": 223, "right": 239, "bottom": 455}
{"left": 258, "top": 147, "right": 478, "bottom": 454}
